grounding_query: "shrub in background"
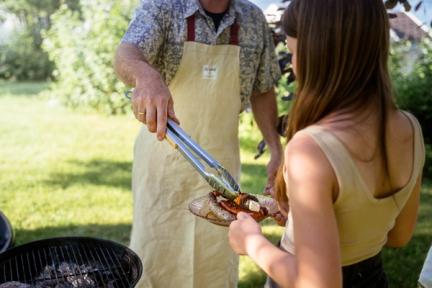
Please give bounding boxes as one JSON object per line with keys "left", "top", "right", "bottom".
{"left": 391, "top": 40, "right": 432, "bottom": 177}
{"left": 0, "top": 0, "right": 80, "bottom": 80}
{"left": 43, "top": 0, "right": 137, "bottom": 114}
{"left": 0, "top": 31, "right": 53, "bottom": 81}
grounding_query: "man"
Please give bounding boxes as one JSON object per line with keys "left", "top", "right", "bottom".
{"left": 114, "top": 0, "right": 281, "bottom": 287}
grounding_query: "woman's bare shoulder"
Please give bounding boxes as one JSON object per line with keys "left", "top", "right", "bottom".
{"left": 284, "top": 132, "right": 337, "bottom": 191}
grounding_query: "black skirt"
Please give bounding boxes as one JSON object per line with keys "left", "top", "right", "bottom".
{"left": 265, "top": 252, "right": 388, "bottom": 288}
{"left": 342, "top": 252, "right": 388, "bottom": 288}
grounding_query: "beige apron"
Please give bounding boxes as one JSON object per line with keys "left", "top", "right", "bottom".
{"left": 130, "top": 15, "right": 242, "bottom": 288}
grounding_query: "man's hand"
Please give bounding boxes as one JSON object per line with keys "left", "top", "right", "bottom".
{"left": 264, "top": 151, "right": 282, "bottom": 197}
{"left": 114, "top": 43, "right": 179, "bottom": 141}
{"left": 249, "top": 89, "right": 282, "bottom": 196}
{"left": 256, "top": 194, "right": 287, "bottom": 226}
{"left": 132, "top": 73, "right": 179, "bottom": 141}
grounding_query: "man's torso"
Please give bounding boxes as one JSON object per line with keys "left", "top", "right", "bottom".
{"left": 122, "top": 0, "right": 280, "bottom": 110}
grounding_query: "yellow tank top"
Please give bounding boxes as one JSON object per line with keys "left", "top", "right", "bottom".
{"left": 280, "top": 111, "right": 425, "bottom": 266}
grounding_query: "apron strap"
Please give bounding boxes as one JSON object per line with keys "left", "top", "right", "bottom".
{"left": 187, "top": 14, "right": 239, "bottom": 45}
{"left": 187, "top": 15, "right": 196, "bottom": 42}
{"left": 230, "top": 22, "right": 239, "bottom": 45}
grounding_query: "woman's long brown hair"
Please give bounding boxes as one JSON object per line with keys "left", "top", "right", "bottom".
{"left": 275, "top": 0, "right": 396, "bottom": 208}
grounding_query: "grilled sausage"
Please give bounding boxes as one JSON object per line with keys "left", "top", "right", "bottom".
{"left": 219, "top": 200, "right": 268, "bottom": 222}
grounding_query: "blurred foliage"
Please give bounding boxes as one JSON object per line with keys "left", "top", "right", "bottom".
{"left": 43, "top": 0, "right": 137, "bottom": 114}
{"left": 391, "top": 40, "right": 432, "bottom": 177}
{"left": 0, "top": 30, "right": 54, "bottom": 81}
{"left": 2, "top": 0, "right": 431, "bottom": 116}
{"left": 0, "top": 0, "right": 79, "bottom": 81}
{"left": 0, "top": 0, "right": 80, "bottom": 46}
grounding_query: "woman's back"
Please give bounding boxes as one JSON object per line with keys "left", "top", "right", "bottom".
{"left": 280, "top": 108, "right": 425, "bottom": 266}
{"left": 319, "top": 109, "right": 421, "bottom": 200}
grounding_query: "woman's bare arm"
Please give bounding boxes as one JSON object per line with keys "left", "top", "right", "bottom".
{"left": 231, "top": 133, "right": 342, "bottom": 288}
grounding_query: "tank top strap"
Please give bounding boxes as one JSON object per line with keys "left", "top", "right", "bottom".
{"left": 296, "top": 126, "right": 361, "bottom": 199}
{"left": 401, "top": 111, "right": 426, "bottom": 174}
{"left": 383, "top": 111, "right": 425, "bottom": 209}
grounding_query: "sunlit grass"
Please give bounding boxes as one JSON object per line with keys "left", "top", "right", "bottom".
{"left": 0, "top": 90, "right": 137, "bottom": 245}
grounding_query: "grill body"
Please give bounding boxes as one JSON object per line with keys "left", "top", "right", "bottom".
{"left": 0, "top": 237, "right": 142, "bottom": 288}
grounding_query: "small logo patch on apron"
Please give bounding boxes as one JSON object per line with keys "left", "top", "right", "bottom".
{"left": 202, "top": 65, "right": 218, "bottom": 80}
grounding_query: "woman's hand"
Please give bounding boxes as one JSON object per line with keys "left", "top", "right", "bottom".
{"left": 228, "top": 212, "right": 263, "bottom": 255}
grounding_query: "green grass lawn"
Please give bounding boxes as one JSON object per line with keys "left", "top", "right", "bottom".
{"left": 0, "top": 82, "right": 430, "bottom": 287}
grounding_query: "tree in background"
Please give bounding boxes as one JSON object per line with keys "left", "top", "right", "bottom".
{"left": 43, "top": 0, "right": 137, "bottom": 114}
{"left": 0, "top": 0, "right": 79, "bottom": 81}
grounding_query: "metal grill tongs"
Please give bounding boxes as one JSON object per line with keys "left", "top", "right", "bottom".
{"left": 125, "top": 91, "right": 260, "bottom": 212}
{"left": 165, "top": 119, "right": 240, "bottom": 200}
{"left": 165, "top": 119, "right": 261, "bottom": 212}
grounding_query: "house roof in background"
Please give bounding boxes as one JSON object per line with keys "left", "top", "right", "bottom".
{"left": 390, "top": 12, "right": 431, "bottom": 41}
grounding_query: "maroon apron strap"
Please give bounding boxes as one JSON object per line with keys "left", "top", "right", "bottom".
{"left": 230, "top": 21, "right": 240, "bottom": 46}
{"left": 187, "top": 14, "right": 240, "bottom": 45}
{"left": 187, "top": 15, "right": 196, "bottom": 42}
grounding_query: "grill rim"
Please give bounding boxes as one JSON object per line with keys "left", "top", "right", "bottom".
{"left": 0, "top": 211, "right": 14, "bottom": 254}
{"left": 0, "top": 236, "right": 142, "bottom": 287}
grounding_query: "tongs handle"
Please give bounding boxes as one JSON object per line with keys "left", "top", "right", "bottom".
{"left": 166, "top": 119, "right": 220, "bottom": 170}
{"left": 165, "top": 125, "right": 206, "bottom": 175}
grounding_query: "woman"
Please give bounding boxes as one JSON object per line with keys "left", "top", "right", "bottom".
{"left": 228, "top": 0, "right": 425, "bottom": 287}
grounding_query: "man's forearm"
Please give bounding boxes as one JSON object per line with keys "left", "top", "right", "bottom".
{"left": 114, "top": 43, "right": 161, "bottom": 87}
{"left": 250, "top": 89, "right": 282, "bottom": 154}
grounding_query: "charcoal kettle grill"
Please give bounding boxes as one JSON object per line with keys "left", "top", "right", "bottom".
{"left": 0, "top": 237, "right": 142, "bottom": 287}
